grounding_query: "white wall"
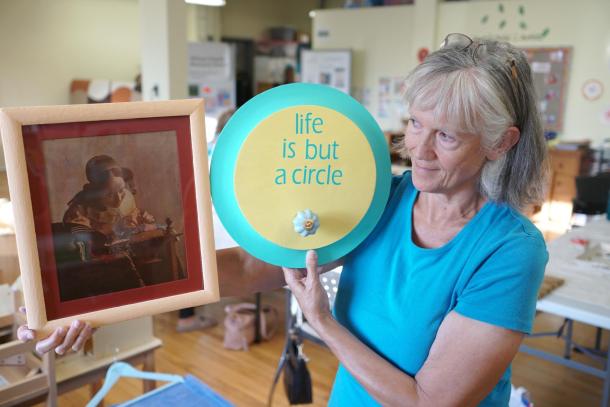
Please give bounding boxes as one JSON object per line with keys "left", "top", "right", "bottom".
{"left": 0, "top": 0, "right": 141, "bottom": 108}
{"left": 140, "top": 0, "right": 187, "bottom": 101}
{"left": 221, "top": 0, "right": 343, "bottom": 40}
{"left": 313, "top": 6, "right": 415, "bottom": 131}
{"left": 436, "top": 0, "right": 610, "bottom": 146}
{"left": 313, "top": 0, "right": 610, "bottom": 145}
{"left": 0, "top": 0, "right": 140, "bottom": 169}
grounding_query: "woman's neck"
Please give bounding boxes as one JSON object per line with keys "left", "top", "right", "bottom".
{"left": 411, "top": 185, "right": 487, "bottom": 248}
{"left": 417, "top": 189, "right": 486, "bottom": 225}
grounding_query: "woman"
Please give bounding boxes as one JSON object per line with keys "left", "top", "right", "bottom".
{"left": 20, "top": 34, "right": 548, "bottom": 406}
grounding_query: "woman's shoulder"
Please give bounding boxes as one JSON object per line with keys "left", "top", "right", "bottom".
{"left": 389, "top": 170, "right": 415, "bottom": 197}
{"left": 481, "top": 201, "right": 546, "bottom": 248}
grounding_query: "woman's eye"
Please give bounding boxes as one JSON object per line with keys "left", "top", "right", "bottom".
{"left": 438, "top": 131, "right": 456, "bottom": 144}
{"left": 410, "top": 118, "right": 422, "bottom": 129}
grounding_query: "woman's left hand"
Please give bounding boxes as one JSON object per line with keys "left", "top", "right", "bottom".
{"left": 282, "top": 250, "right": 332, "bottom": 330}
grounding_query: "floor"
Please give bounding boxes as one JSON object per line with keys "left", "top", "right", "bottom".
{"left": 50, "top": 287, "right": 607, "bottom": 407}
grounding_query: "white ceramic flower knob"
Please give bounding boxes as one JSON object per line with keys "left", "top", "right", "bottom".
{"left": 292, "top": 209, "right": 320, "bottom": 237}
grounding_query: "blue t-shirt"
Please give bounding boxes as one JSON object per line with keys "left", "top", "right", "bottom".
{"left": 329, "top": 172, "right": 548, "bottom": 406}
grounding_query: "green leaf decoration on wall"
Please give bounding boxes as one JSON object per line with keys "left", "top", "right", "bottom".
{"left": 479, "top": 3, "right": 543, "bottom": 35}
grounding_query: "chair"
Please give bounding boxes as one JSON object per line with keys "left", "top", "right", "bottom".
{"left": 267, "top": 267, "right": 342, "bottom": 405}
{"left": 572, "top": 173, "right": 610, "bottom": 215}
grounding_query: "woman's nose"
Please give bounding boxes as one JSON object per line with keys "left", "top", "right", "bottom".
{"left": 412, "top": 132, "right": 436, "bottom": 160}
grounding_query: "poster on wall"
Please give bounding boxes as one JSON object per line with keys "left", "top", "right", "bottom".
{"left": 210, "top": 83, "right": 390, "bottom": 268}
{"left": 378, "top": 76, "right": 407, "bottom": 130}
{"left": 300, "top": 50, "right": 351, "bottom": 95}
{"left": 188, "top": 42, "right": 236, "bottom": 139}
{"left": 523, "top": 47, "right": 571, "bottom": 132}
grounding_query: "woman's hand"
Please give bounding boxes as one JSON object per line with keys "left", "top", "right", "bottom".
{"left": 282, "top": 250, "right": 333, "bottom": 330}
{"left": 16, "top": 307, "right": 94, "bottom": 355}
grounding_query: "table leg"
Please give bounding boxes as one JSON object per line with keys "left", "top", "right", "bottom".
{"left": 90, "top": 380, "right": 104, "bottom": 407}
{"left": 596, "top": 328, "right": 603, "bottom": 351}
{"left": 564, "top": 319, "right": 574, "bottom": 359}
{"left": 142, "top": 351, "right": 156, "bottom": 392}
{"left": 602, "top": 339, "right": 610, "bottom": 407}
{"left": 254, "top": 292, "right": 262, "bottom": 343}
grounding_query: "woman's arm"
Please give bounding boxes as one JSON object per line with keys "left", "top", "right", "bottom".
{"left": 284, "top": 251, "right": 523, "bottom": 407}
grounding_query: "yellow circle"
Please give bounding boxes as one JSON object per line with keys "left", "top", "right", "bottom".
{"left": 234, "top": 105, "right": 376, "bottom": 250}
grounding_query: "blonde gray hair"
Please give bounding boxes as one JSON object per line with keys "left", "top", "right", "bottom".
{"left": 401, "top": 37, "right": 548, "bottom": 210}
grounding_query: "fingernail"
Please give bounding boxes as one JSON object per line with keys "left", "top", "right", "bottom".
{"left": 72, "top": 320, "right": 82, "bottom": 328}
{"left": 26, "top": 332, "right": 34, "bottom": 341}
{"left": 55, "top": 346, "right": 64, "bottom": 355}
{"left": 72, "top": 344, "right": 80, "bottom": 352}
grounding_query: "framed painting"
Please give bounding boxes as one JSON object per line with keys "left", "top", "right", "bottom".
{"left": 0, "top": 99, "right": 219, "bottom": 336}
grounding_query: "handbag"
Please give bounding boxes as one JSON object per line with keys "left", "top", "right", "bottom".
{"left": 223, "top": 302, "right": 279, "bottom": 351}
{"left": 282, "top": 333, "right": 313, "bottom": 405}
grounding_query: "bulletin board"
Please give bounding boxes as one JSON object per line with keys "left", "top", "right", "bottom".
{"left": 523, "top": 47, "right": 571, "bottom": 132}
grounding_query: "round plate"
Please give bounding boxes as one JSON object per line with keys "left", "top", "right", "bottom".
{"left": 211, "top": 83, "right": 391, "bottom": 267}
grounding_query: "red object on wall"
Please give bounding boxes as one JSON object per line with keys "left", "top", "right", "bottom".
{"left": 417, "top": 48, "right": 429, "bottom": 63}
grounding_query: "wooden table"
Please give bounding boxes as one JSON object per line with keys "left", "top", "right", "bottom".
{"left": 56, "top": 338, "right": 162, "bottom": 400}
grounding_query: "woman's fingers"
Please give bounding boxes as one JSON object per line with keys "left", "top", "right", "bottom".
{"left": 35, "top": 327, "right": 67, "bottom": 354}
{"left": 17, "top": 324, "right": 35, "bottom": 342}
{"left": 305, "top": 250, "right": 318, "bottom": 288}
{"left": 16, "top": 306, "right": 93, "bottom": 355}
{"left": 283, "top": 267, "right": 304, "bottom": 295}
{"left": 55, "top": 320, "right": 83, "bottom": 355}
{"left": 71, "top": 323, "right": 94, "bottom": 352}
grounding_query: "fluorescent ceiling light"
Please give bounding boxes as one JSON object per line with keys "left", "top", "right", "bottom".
{"left": 185, "top": 0, "right": 226, "bottom": 6}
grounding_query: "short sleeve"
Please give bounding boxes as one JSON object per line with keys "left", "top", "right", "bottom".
{"left": 454, "top": 235, "right": 548, "bottom": 334}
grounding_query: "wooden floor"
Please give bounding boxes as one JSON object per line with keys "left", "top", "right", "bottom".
{"left": 52, "top": 289, "right": 607, "bottom": 407}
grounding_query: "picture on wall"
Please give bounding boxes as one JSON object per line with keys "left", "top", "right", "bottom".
{"left": 0, "top": 100, "right": 219, "bottom": 335}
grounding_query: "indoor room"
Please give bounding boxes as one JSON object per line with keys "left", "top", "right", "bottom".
{"left": 1, "top": 0, "right": 610, "bottom": 406}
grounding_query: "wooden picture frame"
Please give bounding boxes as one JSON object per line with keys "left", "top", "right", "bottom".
{"left": 0, "top": 99, "right": 219, "bottom": 336}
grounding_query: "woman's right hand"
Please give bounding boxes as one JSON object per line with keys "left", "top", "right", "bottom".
{"left": 16, "top": 307, "right": 94, "bottom": 355}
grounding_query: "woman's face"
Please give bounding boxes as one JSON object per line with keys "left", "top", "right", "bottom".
{"left": 404, "top": 108, "right": 487, "bottom": 197}
{"left": 100, "top": 176, "right": 127, "bottom": 209}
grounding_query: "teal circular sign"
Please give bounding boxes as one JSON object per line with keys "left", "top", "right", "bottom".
{"left": 211, "top": 83, "right": 391, "bottom": 268}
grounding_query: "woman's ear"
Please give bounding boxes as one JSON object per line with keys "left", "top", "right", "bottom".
{"left": 486, "top": 126, "right": 520, "bottom": 161}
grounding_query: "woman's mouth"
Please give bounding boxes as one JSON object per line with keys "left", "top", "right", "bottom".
{"left": 414, "top": 162, "right": 438, "bottom": 171}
